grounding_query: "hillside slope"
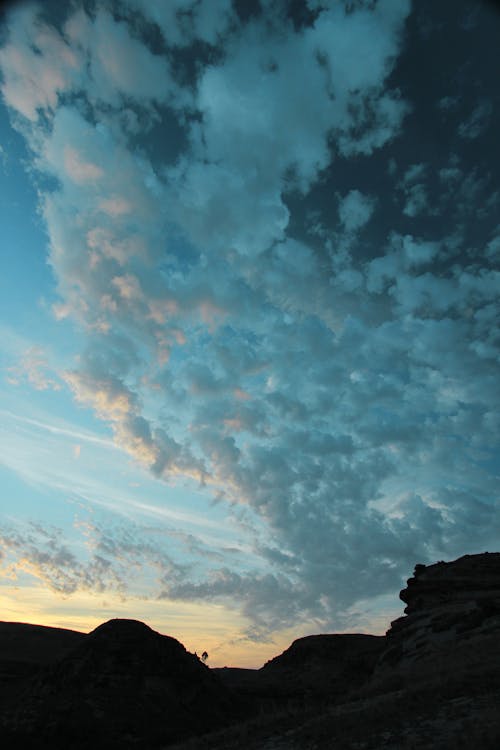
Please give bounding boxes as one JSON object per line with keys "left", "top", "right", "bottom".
{"left": 1, "top": 618, "right": 237, "bottom": 749}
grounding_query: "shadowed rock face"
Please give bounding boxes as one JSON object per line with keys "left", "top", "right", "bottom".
{"left": 2, "top": 618, "right": 236, "bottom": 749}
{"left": 215, "top": 634, "right": 385, "bottom": 709}
{"left": 261, "top": 633, "right": 384, "bottom": 698}
{"left": 374, "top": 553, "right": 500, "bottom": 689}
{"left": 401, "top": 553, "right": 500, "bottom": 615}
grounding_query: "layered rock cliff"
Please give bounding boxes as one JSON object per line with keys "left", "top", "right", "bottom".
{"left": 374, "top": 552, "right": 500, "bottom": 691}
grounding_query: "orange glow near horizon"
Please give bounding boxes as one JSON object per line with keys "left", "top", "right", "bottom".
{"left": 0, "top": 578, "right": 400, "bottom": 668}
{"left": 0, "top": 580, "right": 323, "bottom": 669}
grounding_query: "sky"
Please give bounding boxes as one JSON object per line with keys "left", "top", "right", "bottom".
{"left": 0, "top": 0, "right": 499, "bottom": 668}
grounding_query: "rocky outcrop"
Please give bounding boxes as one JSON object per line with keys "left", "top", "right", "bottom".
{"left": 374, "top": 553, "right": 500, "bottom": 690}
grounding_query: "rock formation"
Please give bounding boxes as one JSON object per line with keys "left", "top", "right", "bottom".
{"left": 374, "top": 552, "right": 500, "bottom": 692}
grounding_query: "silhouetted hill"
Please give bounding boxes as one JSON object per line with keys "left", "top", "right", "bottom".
{"left": 0, "top": 621, "right": 84, "bottom": 704}
{"left": 1, "top": 618, "right": 237, "bottom": 749}
{"left": 215, "top": 633, "right": 384, "bottom": 713}
{"left": 0, "top": 621, "right": 84, "bottom": 664}
{"left": 2, "top": 553, "right": 500, "bottom": 748}
{"left": 262, "top": 633, "right": 384, "bottom": 697}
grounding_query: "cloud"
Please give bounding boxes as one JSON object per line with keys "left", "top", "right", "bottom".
{"left": 63, "top": 367, "right": 205, "bottom": 479}
{"left": 458, "top": 100, "right": 493, "bottom": 140}
{"left": 124, "top": 0, "right": 236, "bottom": 47}
{"left": 338, "top": 190, "right": 375, "bottom": 232}
{"left": 0, "top": 513, "right": 266, "bottom": 619}
{"left": 0, "top": 2, "right": 185, "bottom": 132}
{"left": 165, "top": 0, "right": 410, "bottom": 258}
{"left": 6, "top": 347, "right": 61, "bottom": 391}
{"left": 64, "top": 8, "right": 181, "bottom": 107}
{"left": 63, "top": 147, "right": 104, "bottom": 184}
{"left": 1, "top": 0, "right": 499, "bottom": 638}
{"left": 0, "top": 522, "right": 124, "bottom": 596}
{"left": 0, "top": 4, "right": 81, "bottom": 121}
{"left": 396, "top": 163, "right": 430, "bottom": 218}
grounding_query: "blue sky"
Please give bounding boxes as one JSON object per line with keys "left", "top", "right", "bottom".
{"left": 0, "top": 0, "right": 499, "bottom": 667}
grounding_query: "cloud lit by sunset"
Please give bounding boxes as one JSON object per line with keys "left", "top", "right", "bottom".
{"left": 0, "top": 0, "right": 498, "bottom": 667}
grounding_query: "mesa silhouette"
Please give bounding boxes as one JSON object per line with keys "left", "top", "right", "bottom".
{"left": 1, "top": 552, "right": 500, "bottom": 749}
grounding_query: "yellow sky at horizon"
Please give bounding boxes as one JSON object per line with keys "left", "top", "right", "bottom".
{"left": 0, "top": 577, "right": 402, "bottom": 668}
{"left": 0, "top": 580, "right": 320, "bottom": 669}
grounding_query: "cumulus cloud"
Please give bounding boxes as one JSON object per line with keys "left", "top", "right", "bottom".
{"left": 0, "top": 4, "right": 80, "bottom": 121}
{"left": 338, "top": 190, "right": 375, "bottom": 232}
{"left": 164, "top": 0, "right": 410, "bottom": 258}
{"left": 65, "top": 7, "right": 182, "bottom": 107}
{"left": 1, "top": 0, "right": 499, "bottom": 637}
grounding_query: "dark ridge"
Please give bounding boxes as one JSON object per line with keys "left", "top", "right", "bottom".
{"left": 262, "top": 632, "right": 383, "bottom": 672}
{"left": 0, "top": 621, "right": 85, "bottom": 704}
{"left": 0, "top": 621, "right": 85, "bottom": 665}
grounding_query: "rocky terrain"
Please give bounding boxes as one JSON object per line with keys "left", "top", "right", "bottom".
{"left": 374, "top": 553, "right": 500, "bottom": 692}
{"left": 1, "top": 552, "right": 500, "bottom": 748}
